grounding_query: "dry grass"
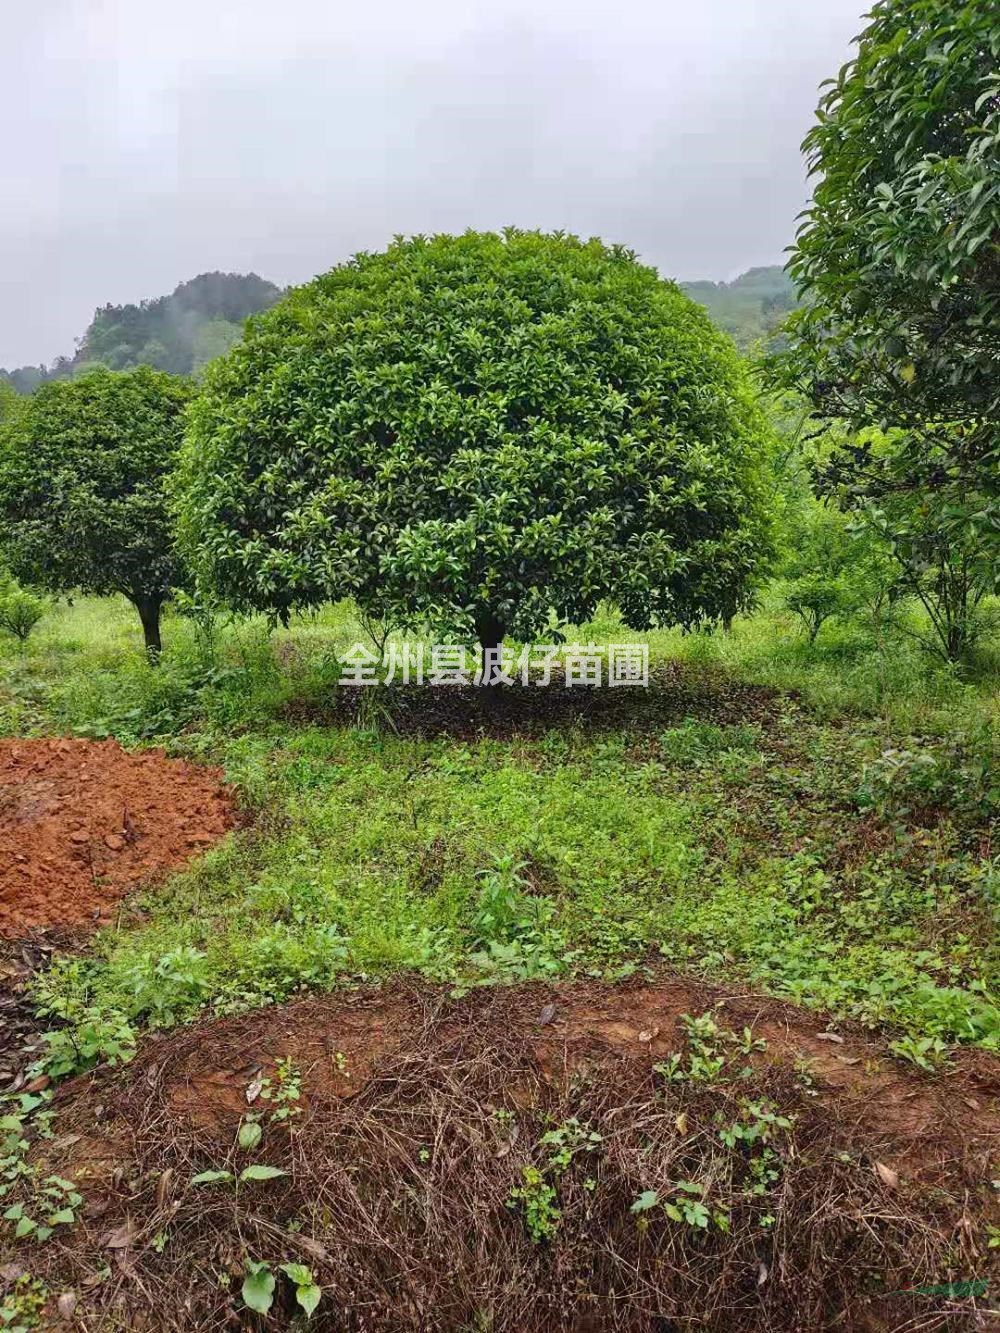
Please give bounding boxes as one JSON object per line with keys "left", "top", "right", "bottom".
{"left": 17, "top": 982, "right": 999, "bottom": 1331}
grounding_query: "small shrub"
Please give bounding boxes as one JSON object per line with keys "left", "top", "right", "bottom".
{"left": 857, "top": 733, "right": 996, "bottom": 824}
{"left": 0, "top": 574, "right": 46, "bottom": 644}
{"left": 785, "top": 575, "right": 855, "bottom": 644}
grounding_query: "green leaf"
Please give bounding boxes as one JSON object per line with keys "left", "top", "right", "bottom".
{"left": 630, "top": 1190, "right": 659, "bottom": 1214}
{"left": 241, "top": 1262, "right": 275, "bottom": 1315}
{"left": 190, "top": 1170, "right": 234, "bottom": 1186}
{"left": 238, "top": 1120, "right": 263, "bottom": 1151}
{"left": 282, "top": 1264, "right": 322, "bottom": 1315}
{"left": 48, "top": 1208, "right": 76, "bottom": 1225}
{"left": 239, "top": 1164, "right": 288, "bottom": 1183}
{"left": 280, "top": 1263, "right": 313, "bottom": 1286}
{"left": 296, "top": 1282, "right": 322, "bottom": 1316}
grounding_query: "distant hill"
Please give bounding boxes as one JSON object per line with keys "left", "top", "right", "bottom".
{"left": 679, "top": 265, "right": 797, "bottom": 349}
{"left": 2, "top": 263, "right": 797, "bottom": 392}
{"left": 1, "top": 272, "right": 282, "bottom": 391}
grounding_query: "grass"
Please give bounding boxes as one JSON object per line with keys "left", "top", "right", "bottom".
{"left": 2, "top": 593, "right": 997, "bottom": 1068}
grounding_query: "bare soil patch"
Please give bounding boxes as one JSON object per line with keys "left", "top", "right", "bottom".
{"left": 0, "top": 738, "right": 234, "bottom": 937}
{"left": 15, "top": 974, "right": 1000, "bottom": 1331}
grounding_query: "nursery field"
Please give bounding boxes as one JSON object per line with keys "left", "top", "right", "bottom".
{"left": 1, "top": 595, "right": 997, "bottom": 1330}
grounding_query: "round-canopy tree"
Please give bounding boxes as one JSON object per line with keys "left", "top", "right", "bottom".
{"left": 0, "top": 366, "right": 192, "bottom": 656}
{"left": 179, "top": 231, "right": 773, "bottom": 667}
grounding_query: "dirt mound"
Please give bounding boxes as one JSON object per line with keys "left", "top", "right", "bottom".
{"left": 0, "top": 738, "right": 234, "bottom": 936}
{"left": 16, "top": 976, "right": 1000, "bottom": 1331}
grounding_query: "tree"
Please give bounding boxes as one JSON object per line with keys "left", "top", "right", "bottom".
{"left": 0, "top": 367, "right": 192, "bottom": 656}
{"left": 0, "top": 572, "right": 46, "bottom": 644}
{"left": 75, "top": 272, "right": 281, "bottom": 378}
{"left": 777, "top": 0, "right": 1000, "bottom": 661}
{"left": 782, "top": 501, "right": 894, "bottom": 644}
{"left": 178, "top": 231, "right": 774, "bottom": 674}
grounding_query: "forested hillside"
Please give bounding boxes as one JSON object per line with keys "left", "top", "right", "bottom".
{"left": 1, "top": 271, "right": 281, "bottom": 391}
{"left": 2, "top": 265, "right": 794, "bottom": 392}
{"left": 679, "top": 265, "right": 798, "bottom": 347}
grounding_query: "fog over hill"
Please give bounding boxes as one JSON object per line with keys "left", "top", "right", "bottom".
{"left": 1, "top": 272, "right": 282, "bottom": 393}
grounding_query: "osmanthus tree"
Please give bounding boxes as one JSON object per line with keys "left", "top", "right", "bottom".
{"left": 178, "top": 231, "right": 774, "bottom": 674}
{"left": 0, "top": 367, "right": 193, "bottom": 656}
{"left": 778, "top": 0, "right": 1000, "bottom": 660}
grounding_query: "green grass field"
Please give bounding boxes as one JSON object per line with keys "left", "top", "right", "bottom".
{"left": 3, "top": 594, "right": 996, "bottom": 1071}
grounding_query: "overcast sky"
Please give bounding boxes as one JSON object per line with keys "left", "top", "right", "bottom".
{"left": 2, "top": 0, "right": 865, "bottom": 369}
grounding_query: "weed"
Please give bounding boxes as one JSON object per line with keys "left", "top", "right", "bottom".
{"left": 508, "top": 1166, "right": 561, "bottom": 1243}
{"left": 0, "top": 1274, "right": 48, "bottom": 1332}
{"left": 258, "top": 1058, "right": 303, "bottom": 1122}
{"left": 888, "top": 1034, "right": 950, "bottom": 1072}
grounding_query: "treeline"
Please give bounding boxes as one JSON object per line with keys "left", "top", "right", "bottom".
{"left": 1, "top": 272, "right": 281, "bottom": 391}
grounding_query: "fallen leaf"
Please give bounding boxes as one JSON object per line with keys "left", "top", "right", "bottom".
{"left": 155, "top": 1168, "right": 175, "bottom": 1208}
{"left": 23, "top": 1074, "right": 51, "bottom": 1093}
{"left": 246, "top": 1074, "right": 264, "bottom": 1104}
{"left": 674, "top": 1112, "right": 688, "bottom": 1135}
{"left": 757, "top": 1261, "right": 769, "bottom": 1287}
{"left": 874, "top": 1161, "right": 899, "bottom": 1189}
{"left": 0, "top": 1261, "right": 28, "bottom": 1284}
{"left": 537, "top": 1003, "right": 556, "bottom": 1026}
{"left": 296, "top": 1237, "right": 330, "bottom": 1264}
{"left": 638, "top": 1027, "right": 660, "bottom": 1044}
{"left": 834, "top": 1056, "right": 862, "bottom": 1066}
{"left": 963, "top": 1097, "right": 980, "bottom": 1111}
{"left": 102, "top": 1221, "right": 136, "bottom": 1249}
{"left": 56, "top": 1291, "right": 78, "bottom": 1320}
{"left": 815, "top": 1032, "right": 844, "bottom": 1044}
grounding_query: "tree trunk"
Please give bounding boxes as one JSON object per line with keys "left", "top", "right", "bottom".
{"left": 133, "top": 595, "right": 162, "bottom": 661}
{"left": 474, "top": 610, "right": 506, "bottom": 688}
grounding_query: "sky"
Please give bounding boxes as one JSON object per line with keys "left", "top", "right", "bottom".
{"left": 1, "top": 0, "right": 866, "bottom": 369}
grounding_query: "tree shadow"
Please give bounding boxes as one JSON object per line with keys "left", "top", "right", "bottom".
{"left": 283, "top": 661, "right": 790, "bottom": 740}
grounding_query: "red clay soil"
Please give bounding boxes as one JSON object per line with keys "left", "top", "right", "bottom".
{"left": 0, "top": 737, "right": 234, "bottom": 937}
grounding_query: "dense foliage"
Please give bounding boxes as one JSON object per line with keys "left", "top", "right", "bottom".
{"left": 0, "top": 272, "right": 281, "bottom": 389}
{"left": 0, "top": 367, "right": 192, "bottom": 654}
{"left": 778, "top": 0, "right": 1000, "bottom": 661}
{"left": 180, "top": 230, "right": 774, "bottom": 658}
